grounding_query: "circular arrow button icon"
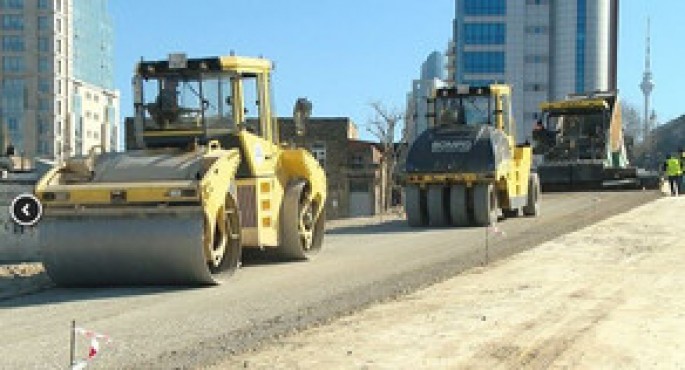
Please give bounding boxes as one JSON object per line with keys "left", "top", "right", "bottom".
{"left": 9, "top": 194, "right": 43, "bottom": 227}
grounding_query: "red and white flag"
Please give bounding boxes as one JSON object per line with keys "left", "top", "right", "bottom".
{"left": 72, "top": 328, "right": 111, "bottom": 369}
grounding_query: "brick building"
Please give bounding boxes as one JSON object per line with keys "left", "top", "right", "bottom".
{"left": 279, "top": 117, "right": 382, "bottom": 220}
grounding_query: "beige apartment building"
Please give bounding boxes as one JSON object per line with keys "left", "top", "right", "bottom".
{"left": 0, "top": 0, "right": 119, "bottom": 160}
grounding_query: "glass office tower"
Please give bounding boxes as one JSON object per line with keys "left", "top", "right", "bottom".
{"left": 452, "top": 0, "right": 618, "bottom": 141}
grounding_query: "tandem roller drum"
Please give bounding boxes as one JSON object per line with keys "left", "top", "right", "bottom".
{"left": 39, "top": 206, "right": 217, "bottom": 286}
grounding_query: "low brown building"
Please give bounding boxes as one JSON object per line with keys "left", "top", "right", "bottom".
{"left": 279, "top": 117, "right": 382, "bottom": 220}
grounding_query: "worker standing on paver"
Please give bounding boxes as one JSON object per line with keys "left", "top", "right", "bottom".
{"left": 664, "top": 153, "right": 683, "bottom": 196}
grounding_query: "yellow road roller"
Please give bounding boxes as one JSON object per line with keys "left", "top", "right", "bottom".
{"left": 35, "top": 54, "right": 326, "bottom": 286}
{"left": 404, "top": 84, "right": 540, "bottom": 227}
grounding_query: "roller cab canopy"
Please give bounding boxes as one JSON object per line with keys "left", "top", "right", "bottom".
{"left": 132, "top": 54, "right": 278, "bottom": 149}
{"left": 136, "top": 55, "right": 273, "bottom": 77}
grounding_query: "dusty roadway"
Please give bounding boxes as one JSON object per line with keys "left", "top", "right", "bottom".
{"left": 0, "top": 191, "right": 657, "bottom": 368}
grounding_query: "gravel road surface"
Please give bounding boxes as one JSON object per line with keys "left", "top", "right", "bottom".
{"left": 218, "top": 195, "right": 683, "bottom": 369}
{"left": 0, "top": 191, "right": 658, "bottom": 368}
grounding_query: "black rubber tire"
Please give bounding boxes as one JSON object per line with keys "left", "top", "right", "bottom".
{"left": 278, "top": 181, "right": 322, "bottom": 260}
{"left": 523, "top": 173, "right": 541, "bottom": 217}
{"left": 473, "top": 183, "right": 497, "bottom": 226}
{"left": 405, "top": 185, "right": 427, "bottom": 227}
{"left": 502, "top": 208, "right": 519, "bottom": 218}
{"left": 427, "top": 185, "right": 449, "bottom": 227}
{"left": 208, "top": 194, "right": 242, "bottom": 275}
{"left": 449, "top": 185, "right": 469, "bottom": 226}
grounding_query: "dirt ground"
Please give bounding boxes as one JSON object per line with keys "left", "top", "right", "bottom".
{"left": 216, "top": 194, "right": 685, "bottom": 369}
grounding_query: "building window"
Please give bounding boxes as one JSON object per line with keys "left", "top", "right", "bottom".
{"left": 464, "top": 23, "right": 505, "bottom": 45}
{"left": 525, "top": 25, "right": 549, "bottom": 34}
{"left": 7, "top": 117, "right": 18, "bottom": 131}
{"left": 2, "top": 56, "right": 24, "bottom": 72}
{"left": 1, "top": 14, "right": 24, "bottom": 30}
{"left": 55, "top": 18, "right": 61, "bottom": 33}
{"left": 38, "top": 78, "right": 50, "bottom": 93}
{"left": 463, "top": 80, "right": 496, "bottom": 87}
{"left": 56, "top": 39, "right": 61, "bottom": 53}
{"left": 1, "top": 77, "right": 23, "bottom": 93}
{"left": 524, "top": 55, "right": 549, "bottom": 63}
{"left": 38, "top": 0, "right": 48, "bottom": 9}
{"left": 55, "top": 0, "right": 61, "bottom": 12}
{"left": 37, "top": 15, "right": 48, "bottom": 30}
{"left": 37, "top": 118, "right": 48, "bottom": 134}
{"left": 38, "top": 98, "right": 50, "bottom": 112}
{"left": 464, "top": 0, "right": 505, "bottom": 16}
{"left": 524, "top": 83, "right": 547, "bottom": 92}
{"left": 526, "top": 0, "right": 549, "bottom": 4}
{"left": 38, "top": 37, "right": 49, "bottom": 52}
{"left": 0, "top": 0, "right": 24, "bottom": 10}
{"left": 463, "top": 52, "right": 505, "bottom": 74}
{"left": 1, "top": 35, "right": 24, "bottom": 51}
{"left": 38, "top": 57, "right": 50, "bottom": 72}
{"left": 309, "top": 143, "right": 326, "bottom": 169}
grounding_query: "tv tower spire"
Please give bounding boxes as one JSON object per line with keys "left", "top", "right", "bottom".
{"left": 640, "top": 17, "right": 655, "bottom": 145}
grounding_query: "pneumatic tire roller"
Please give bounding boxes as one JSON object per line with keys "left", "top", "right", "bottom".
{"left": 404, "top": 85, "right": 540, "bottom": 228}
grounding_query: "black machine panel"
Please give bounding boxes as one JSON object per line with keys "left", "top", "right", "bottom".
{"left": 406, "top": 124, "right": 510, "bottom": 174}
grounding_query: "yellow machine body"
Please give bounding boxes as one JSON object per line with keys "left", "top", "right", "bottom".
{"left": 404, "top": 84, "right": 539, "bottom": 227}
{"left": 35, "top": 55, "right": 326, "bottom": 286}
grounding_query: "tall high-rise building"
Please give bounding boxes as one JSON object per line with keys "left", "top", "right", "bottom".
{"left": 451, "top": 0, "right": 618, "bottom": 141}
{"left": 0, "top": 0, "right": 119, "bottom": 160}
{"left": 405, "top": 50, "right": 448, "bottom": 144}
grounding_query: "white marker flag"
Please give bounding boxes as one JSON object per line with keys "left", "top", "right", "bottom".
{"left": 71, "top": 328, "right": 111, "bottom": 369}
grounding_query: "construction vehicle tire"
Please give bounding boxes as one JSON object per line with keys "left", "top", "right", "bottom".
{"left": 208, "top": 194, "right": 242, "bottom": 275}
{"left": 427, "top": 185, "right": 449, "bottom": 227}
{"left": 279, "top": 181, "right": 322, "bottom": 260}
{"left": 449, "top": 185, "right": 469, "bottom": 226}
{"left": 405, "top": 185, "right": 427, "bottom": 227}
{"left": 523, "top": 173, "right": 541, "bottom": 217}
{"left": 473, "top": 183, "right": 497, "bottom": 226}
{"left": 502, "top": 208, "right": 519, "bottom": 218}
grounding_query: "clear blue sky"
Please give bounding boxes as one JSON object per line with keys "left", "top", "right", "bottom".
{"left": 110, "top": 1, "right": 681, "bottom": 141}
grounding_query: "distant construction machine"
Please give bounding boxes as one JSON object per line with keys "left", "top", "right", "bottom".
{"left": 534, "top": 92, "right": 657, "bottom": 190}
{"left": 34, "top": 54, "right": 327, "bottom": 286}
{"left": 404, "top": 85, "right": 540, "bottom": 227}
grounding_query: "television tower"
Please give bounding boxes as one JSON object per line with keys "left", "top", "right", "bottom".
{"left": 640, "top": 17, "right": 655, "bottom": 146}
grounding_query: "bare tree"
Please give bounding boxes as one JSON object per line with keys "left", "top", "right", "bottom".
{"left": 367, "top": 102, "right": 403, "bottom": 213}
{"left": 621, "top": 100, "right": 643, "bottom": 143}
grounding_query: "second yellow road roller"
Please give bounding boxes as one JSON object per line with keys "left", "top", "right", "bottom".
{"left": 404, "top": 84, "right": 540, "bottom": 227}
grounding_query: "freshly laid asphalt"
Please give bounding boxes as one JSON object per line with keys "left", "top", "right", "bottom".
{"left": 0, "top": 190, "right": 658, "bottom": 368}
